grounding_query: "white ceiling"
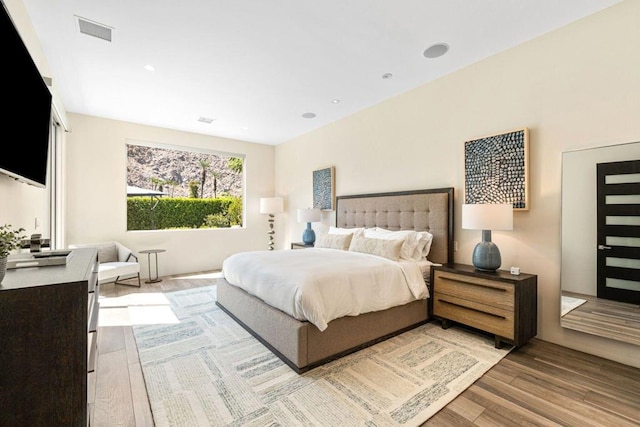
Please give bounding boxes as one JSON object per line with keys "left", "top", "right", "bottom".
{"left": 22, "top": 0, "right": 621, "bottom": 145}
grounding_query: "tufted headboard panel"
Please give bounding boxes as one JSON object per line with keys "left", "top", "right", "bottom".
{"left": 335, "top": 188, "right": 454, "bottom": 265}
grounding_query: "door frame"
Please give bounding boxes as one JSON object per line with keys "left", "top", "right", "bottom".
{"left": 596, "top": 159, "right": 640, "bottom": 303}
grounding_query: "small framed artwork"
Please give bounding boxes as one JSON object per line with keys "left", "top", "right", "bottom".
{"left": 464, "top": 128, "right": 529, "bottom": 210}
{"left": 313, "top": 166, "right": 335, "bottom": 210}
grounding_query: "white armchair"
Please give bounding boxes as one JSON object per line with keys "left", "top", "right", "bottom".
{"left": 68, "top": 241, "right": 141, "bottom": 287}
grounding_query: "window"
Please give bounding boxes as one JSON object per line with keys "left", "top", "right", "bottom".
{"left": 126, "top": 140, "right": 244, "bottom": 231}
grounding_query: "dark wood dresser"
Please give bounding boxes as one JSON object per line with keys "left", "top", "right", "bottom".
{"left": 0, "top": 247, "right": 99, "bottom": 426}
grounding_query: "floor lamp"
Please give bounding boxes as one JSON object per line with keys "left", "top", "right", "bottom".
{"left": 260, "top": 197, "right": 284, "bottom": 250}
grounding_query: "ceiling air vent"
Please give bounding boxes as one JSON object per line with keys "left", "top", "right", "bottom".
{"left": 76, "top": 16, "right": 113, "bottom": 42}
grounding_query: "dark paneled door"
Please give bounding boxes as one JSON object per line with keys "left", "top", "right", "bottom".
{"left": 597, "top": 160, "right": 640, "bottom": 304}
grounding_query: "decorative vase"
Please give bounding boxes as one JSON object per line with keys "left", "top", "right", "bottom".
{"left": 0, "top": 256, "right": 7, "bottom": 284}
{"left": 302, "top": 222, "right": 316, "bottom": 245}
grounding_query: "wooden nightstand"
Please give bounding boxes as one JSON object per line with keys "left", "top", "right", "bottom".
{"left": 291, "top": 242, "right": 314, "bottom": 249}
{"left": 430, "top": 263, "right": 537, "bottom": 348}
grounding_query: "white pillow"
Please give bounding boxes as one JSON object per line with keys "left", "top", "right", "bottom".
{"left": 329, "top": 226, "right": 364, "bottom": 238}
{"left": 314, "top": 233, "right": 353, "bottom": 251}
{"left": 363, "top": 228, "right": 419, "bottom": 261}
{"left": 348, "top": 236, "right": 403, "bottom": 261}
{"left": 415, "top": 231, "right": 434, "bottom": 259}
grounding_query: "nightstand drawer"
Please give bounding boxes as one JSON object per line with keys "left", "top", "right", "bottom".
{"left": 433, "top": 294, "right": 514, "bottom": 339}
{"left": 433, "top": 270, "right": 514, "bottom": 311}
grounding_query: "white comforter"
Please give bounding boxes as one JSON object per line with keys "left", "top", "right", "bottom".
{"left": 222, "top": 248, "right": 428, "bottom": 331}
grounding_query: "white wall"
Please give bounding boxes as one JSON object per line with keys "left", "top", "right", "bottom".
{"left": 275, "top": 1, "right": 640, "bottom": 368}
{"left": 0, "top": 174, "right": 48, "bottom": 236}
{"left": 64, "top": 113, "right": 276, "bottom": 276}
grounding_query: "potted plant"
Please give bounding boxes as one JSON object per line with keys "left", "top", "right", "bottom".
{"left": 0, "top": 224, "right": 26, "bottom": 284}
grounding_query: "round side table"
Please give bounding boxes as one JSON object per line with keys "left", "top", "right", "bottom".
{"left": 139, "top": 249, "right": 166, "bottom": 283}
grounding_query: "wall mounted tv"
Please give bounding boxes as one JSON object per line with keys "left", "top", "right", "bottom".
{"left": 1, "top": 2, "right": 52, "bottom": 188}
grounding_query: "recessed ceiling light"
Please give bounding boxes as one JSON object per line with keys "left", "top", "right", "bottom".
{"left": 302, "top": 112, "right": 316, "bottom": 119}
{"left": 331, "top": 99, "right": 340, "bottom": 104}
{"left": 382, "top": 73, "right": 393, "bottom": 79}
{"left": 144, "top": 64, "right": 155, "bottom": 72}
{"left": 423, "top": 43, "right": 449, "bottom": 59}
{"left": 197, "top": 116, "right": 215, "bottom": 124}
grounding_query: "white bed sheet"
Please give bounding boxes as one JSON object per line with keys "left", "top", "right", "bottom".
{"left": 222, "top": 248, "right": 428, "bottom": 331}
{"left": 415, "top": 259, "right": 441, "bottom": 281}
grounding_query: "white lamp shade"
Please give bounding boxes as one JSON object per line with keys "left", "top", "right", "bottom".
{"left": 297, "top": 208, "right": 321, "bottom": 223}
{"left": 462, "top": 203, "right": 513, "bottom": 231}
{"left": 259, "top": 197, "right": 283, "bottom": 214}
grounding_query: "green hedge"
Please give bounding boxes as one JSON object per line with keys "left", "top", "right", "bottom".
{"left": 127, "top": 196, "right": 242, "bottom": 230}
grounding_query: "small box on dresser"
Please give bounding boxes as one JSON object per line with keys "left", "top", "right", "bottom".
{"left": 430, "top": 263, "right": 537, "bottom": 348}
{"left": 0, "top": 247, "right": 99, "bottom": 427}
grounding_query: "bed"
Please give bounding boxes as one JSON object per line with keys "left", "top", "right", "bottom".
{"left": 216, "top": 187, "right": 454, "bottom": 373}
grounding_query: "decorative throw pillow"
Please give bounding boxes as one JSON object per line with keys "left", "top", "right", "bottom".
{"left": 348, "top": 236, "right": 403, "bottom": 261}
{"left": 364, "top": 228, "right": 419, "bottom": 260}
{"left": 98, "top": 244, "right": 118, "bottom": 263}
{"left": 314, "top": 233, "right": 353, "bottom": 251}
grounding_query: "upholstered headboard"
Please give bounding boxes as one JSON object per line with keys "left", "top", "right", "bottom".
{"left": 335, "top": 188, "right": 454, "bottom": 265}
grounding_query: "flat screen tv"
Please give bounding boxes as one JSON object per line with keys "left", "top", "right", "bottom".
{"left": 1, "top": 3, "right": 52, "bottom": 188}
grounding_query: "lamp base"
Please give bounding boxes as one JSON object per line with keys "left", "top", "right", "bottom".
{"left": 267, "top": 214, "right": 275, "bottom": 250}
{"left": 302, "top": 223, "right": 316, "bottom": 245}
{"left": 472, "top": 241, "right": 501, "bottom": 271}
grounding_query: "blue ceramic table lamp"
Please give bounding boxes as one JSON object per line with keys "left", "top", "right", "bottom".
{"left": 297, "top": 208, "right": 322, "bottom": 245}
{"left": 462, "top": 203, "right": 513, "bottom": 271}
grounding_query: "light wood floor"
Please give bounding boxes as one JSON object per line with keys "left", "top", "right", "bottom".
{"left": 92, "top": 274, "right": 640, "bottom": 427}
{"left": 561, "top": 290, "right": 640, "bottom": 346}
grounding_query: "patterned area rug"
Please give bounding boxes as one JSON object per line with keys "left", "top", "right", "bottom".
{"left": 133, "top": 286, "right": 512, "bottom": 426}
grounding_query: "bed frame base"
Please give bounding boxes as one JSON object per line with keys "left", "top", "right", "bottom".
{"left": 216, "top": 278, "right": 429, "bottom": 373}
{"left": 216, "top": 301, "right": 428, "bottom": 374}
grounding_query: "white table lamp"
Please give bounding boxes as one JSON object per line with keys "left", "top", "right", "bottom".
{"left": 462, "top": 203, "right": 513, "bottom": 271}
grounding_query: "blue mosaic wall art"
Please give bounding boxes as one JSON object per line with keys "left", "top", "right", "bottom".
{"left": 313, "top": 166, "right": 335, "bottom": 210}
{"left": 464, "top": 128, "right": 529, "bottom": 210}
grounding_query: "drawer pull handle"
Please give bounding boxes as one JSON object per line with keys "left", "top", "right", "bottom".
{"left": 440, "top": 276, "right": 507, "bottom": 291}
{"left": 438, "top": 299, "right": 506, "bottom": 320}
